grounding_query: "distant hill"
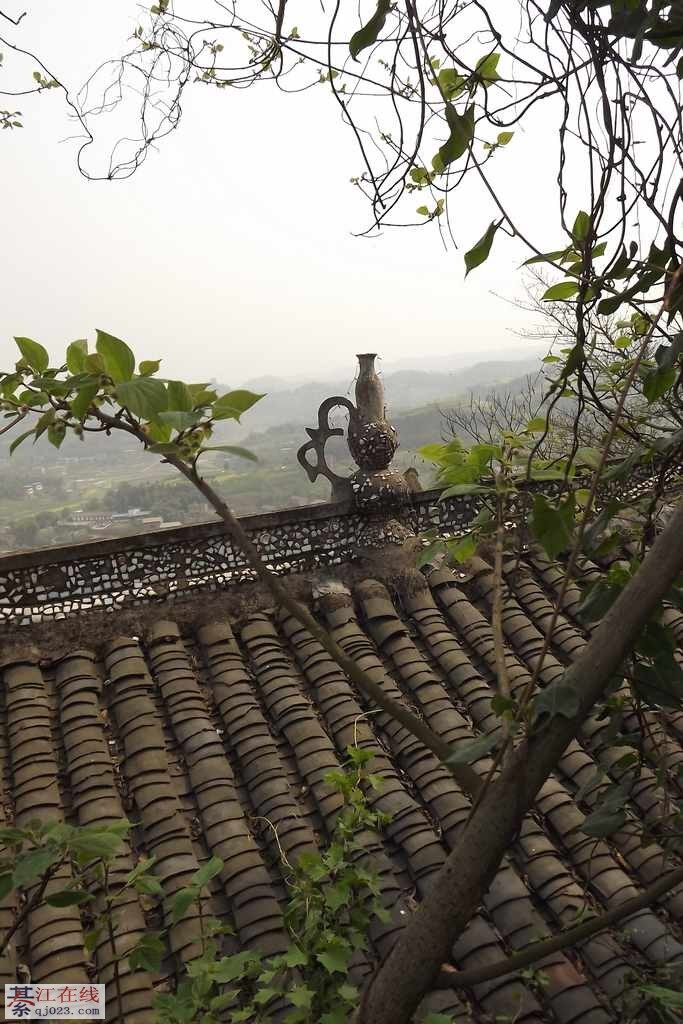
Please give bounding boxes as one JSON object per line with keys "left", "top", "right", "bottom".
{"left": 1, "top": 353, "right": 544, "bottom": 479}
{"left": 239, "top": 363, "right": 546, "bottom": 470}
{"left": 222, "top": 355, "right": 543, "bottom": 438}
{"left": 241, "top": 344, "right": 546, "bottom": 389}
{"left": 393, "top": 371, "right": 543, "bottom": 451}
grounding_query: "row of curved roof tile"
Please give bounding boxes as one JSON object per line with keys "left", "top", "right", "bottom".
{"left": 0, "top": 551, "right": 681, "bottom": 1023}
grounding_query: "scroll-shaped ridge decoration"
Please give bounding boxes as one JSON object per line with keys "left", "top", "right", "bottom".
{"left": 297, "top": 396, "right": 357, "bottom": 502}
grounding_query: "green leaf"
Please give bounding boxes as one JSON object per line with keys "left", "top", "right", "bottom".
{"left": 632, "top": 658, "right": 683, "bottom": 709}
{"left": 129, "top": 932, "right": 165, "bottom": 973}
{"left": 523, "top": 248, "right": 574, "bottom": 267}
{"left": 446, "top": 733, "right": 498, "bottom": 765}
{"left": 0, "top": 874, "right": 15, "bottom": 900}
{"left": 84, "top": 927, "right": 103, "bottom": 954}
{"left": 497, "top": 130, "right": 514, "bottom": 145}
{"left": 575, "top": 446, "right": 602, "bottom": 469}
{"left": 169, "top": 886, "right": 198, "bottom": 925}
{"left": 284, "top": 946, "right": 308, "bottom": 968}
{"left": 325, "top": 881, "right": 352, "bottom": 911}
{"left": 576, "top": 580, "right": 620, "bottom": 623}
{"left": 582, "top": 803, "right": 626, "bottom": 838}
{"left": 33, "top": 376, "right": 70, "bottom": 398}
{"left": 9, "top": 428, "right": 35, "bottom": 454}
{"left": 416, "top": 205, "right": 429, "bottom": 216}
{"left": 642, "top": 366, "right": 676, "bottom": 403}
{"left": 0, "top": 374, "right": 20, "bottom": 398}
{"left": 490, "top": 695, "right": 515, "bottom": 718}
{"left": 116, "top": 378, "right": 168, "bottom": 419}
{"left": 139, "top": 359, "right": 161, "bottom": 376}
{"left": 199, "top": 445, "right": 258, "bottom": 462}
{"left": 188, "top": 383, "right": 218, "bottom": 407}
{"left": 296, "top": 851, "right": 327, "bottom": 881}
{"left": 440, "top": 483, "right": 493, "bottom": 497}
{"left": 410, "top": 166, "right": 430, "bottom": 185}
{"left": 66, "top": 339, "right": 88, "bottom": 375}
{"left": 191, "top": 856, "right": 223, "bottom": 889}
{"left": 475, "top": 51, "right": 500, "bottom": 86}
{"left": 422, "top": 1015, "right": 459, "bottom": 1024}
{"left": 70, "top": 383, "right": 98, "bottom": 421}
{"left": 0, "top": 827, "right": 25, "bottom": 844}
{"left": 530, "top": 493, "right": 574, "bottom": 559}
{"left": 70, "top": 827, "right": 126, "bottom": 862}
{"left": 15, "top": 337, "right": 49, "bottom": 373}
{"left": 435, "top": 103, "right": 474, "bottom": 169}
{"left": 464, "top": 219, "right": 501, "bottom": 277}
{"left": 145, "top": 419, "right": 173, "bottom": 444}
{"left": 639, "top": 985, "right": 683, "bottom": 1008}
{"left": 416, "top": 540, "right": 446, "bottom": 569}
{"left": 349, "top": 0, "right": 391, "bottom": 60}
{"left": 602, "top": 448, "right": 644, "bottom": 482}
{"left": 532, "top": 683, "right": 580, "bottom": 722}
{"left": 320, "top": 1012, "right": 348, "bottom": 1024}
{"left": 253, "top": 987, "right": 280, "bottom": 1007}
{"left": 212, "top": 389, "right": 265, "bottom": 421}
{"left": 572, "top": 210, "right": 591, "bottom": 243}
{"left": 47, "top": 421, "right": 66, "bottom": 449}
{"left": 167, "top": 379, "right": 193, "bottom": 411}
{"left": 125, "top": 857, "right": 157, "bottom": 889}
{"left": 655, "top": 333, "right": 683, "bottom": 370}
{"left": 13, "top": 847, "right": 59, "bottom": 886}
{"left": 337, "top": 983, "right": 359, "bottom": 1003}
{"left": 96, "top": 330, "right": 135, "bottom": 383}
{"left": 418, "top": 442, "right": 450, "bottom": 461}
{"left": 133, "top": 874, "right": 164, "bottom": 896}
{"left": 597, "top": 293, "right": 626, "bottom": 315}
{"left": 542, "top": 281, "right": 580, "bottom": 301}
{"left": 316, "top": 942, "right": 352, "bottom": 974}
{"left": 148, "top": 442, "right": 182, "bottom": 457}
{"left": 212, "top": 951, "right": 259, "bottom": 984}
{"left": 289, "top": 987, "right": 315, "bottom": 1010}
{"left": 446, "top": 534, "right": 477, "bottom": 563}
{"left": 17, "top": 389, "right": 48, "bottom": 407}
{"left": 526, "top": 417, "right": 547, "bottom": 433}
{"left": 157, "top": 410, "right": 201, "bottom": 432}
{"left": 31, "top": 407, "right": 54, "bottom": 440}
{"left": 209, "top": 991, "right": 239, "bottom": 1013}
{"left": 437, "top": 67, "right": 467, "bottom": 100}
{"left": 85, "top": 353, "right": 104, "bottom": 375}
{"left": 46, "top": 889, "right": 93, "bottom": 907}
{"left": 581, "top": 786, "right": 626, "bottom": 835}
{"left": 346, "top": 744, "right": 374, "bottom": 766}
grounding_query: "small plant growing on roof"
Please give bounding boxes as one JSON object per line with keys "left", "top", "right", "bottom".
{"left": 147, "top": 746, "right": 397, "bottom": 1024}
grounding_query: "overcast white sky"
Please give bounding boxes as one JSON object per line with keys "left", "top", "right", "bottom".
{"left": 0, "top": 3, "right": 563, "bottom": 384}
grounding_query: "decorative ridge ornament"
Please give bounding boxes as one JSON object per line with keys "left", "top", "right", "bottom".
{"left": 297, "top": 353, "right": 410, "bottom": 511}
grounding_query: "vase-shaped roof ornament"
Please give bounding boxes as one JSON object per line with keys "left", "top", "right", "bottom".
{"left": 297, "top": 353, "right": 409, "bottom": 510}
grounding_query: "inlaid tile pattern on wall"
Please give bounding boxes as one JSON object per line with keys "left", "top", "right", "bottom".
{"left": 0, "top": 456, "right": 671, "bottom": 624}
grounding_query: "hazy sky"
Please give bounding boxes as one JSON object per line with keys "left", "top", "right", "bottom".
{"left": 1, "top": 4, "right": 563, "bottom": 384}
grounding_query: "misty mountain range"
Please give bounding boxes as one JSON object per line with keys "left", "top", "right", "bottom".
{"left": 1, "top": 350, "right": 545, "bottom": 468}
{"left": 233, "top": 352, "right": 544, "bottom": 434}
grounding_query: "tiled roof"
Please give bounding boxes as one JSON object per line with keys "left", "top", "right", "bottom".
{"left": 1, "top": 550, "right": 682, "bottom": 1023}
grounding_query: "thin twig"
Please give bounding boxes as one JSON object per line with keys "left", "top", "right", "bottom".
{"left": 436, "top": 864, "right": 683, "bottom": 991}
